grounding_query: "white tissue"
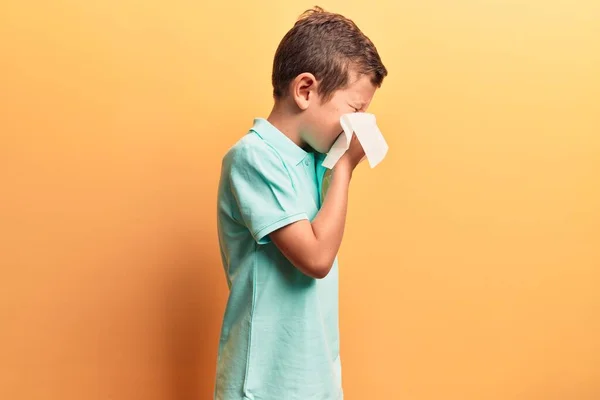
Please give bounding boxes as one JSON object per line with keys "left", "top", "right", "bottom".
{"left": 321, "top": 113, "right": 388, "bottom": 169}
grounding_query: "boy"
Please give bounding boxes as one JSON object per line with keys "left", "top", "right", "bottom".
{"left": 215, "top": 7, "right": 387, "bottom": 400}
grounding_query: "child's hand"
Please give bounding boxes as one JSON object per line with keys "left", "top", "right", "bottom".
{"left": 336, "top": 133, "right": 365, "bottom": 175}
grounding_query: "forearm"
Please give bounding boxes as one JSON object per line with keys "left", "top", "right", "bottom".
{"left": 311, "top": 164, "right": 352, "bottom": 269}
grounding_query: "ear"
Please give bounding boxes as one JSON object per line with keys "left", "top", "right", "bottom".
{"left": 291, "top": 72, "right": 318, "bottom": 111}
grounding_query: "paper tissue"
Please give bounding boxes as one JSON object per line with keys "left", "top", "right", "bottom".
{"left": 321, "top": 113, "right": 388, "bottom": 169}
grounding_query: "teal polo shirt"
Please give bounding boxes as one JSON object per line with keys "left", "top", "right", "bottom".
{"left": 216, "top": 118, "right": 342, "bottom": 400}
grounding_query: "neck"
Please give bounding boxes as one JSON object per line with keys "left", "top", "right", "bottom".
{"left": 267, "top": 101, "right": 308, "bottom": 150}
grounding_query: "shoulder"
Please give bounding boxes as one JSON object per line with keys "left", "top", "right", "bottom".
{"left": 223, "top": 133, "right": 287, "bottom": 175}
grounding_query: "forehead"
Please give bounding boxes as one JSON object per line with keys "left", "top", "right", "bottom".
{"left": 340, "top": 72, "right": 376, "bottom": 102}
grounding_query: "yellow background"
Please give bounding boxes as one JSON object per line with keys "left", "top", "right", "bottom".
{"left": 1, "top": 1, "right": 599, "bottom": 399}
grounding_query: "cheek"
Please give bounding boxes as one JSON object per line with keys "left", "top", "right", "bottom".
{"left": 310, "top": 102, "right": 344, "bottom": 152}
{"left": 322, "top": 128, "right": 342, "bottom": 152}
{"left": 324, "top": 110, "right": 343, "bottom": 146}
{"left": 327, "top": 105, "right": 343, "bottom": 129}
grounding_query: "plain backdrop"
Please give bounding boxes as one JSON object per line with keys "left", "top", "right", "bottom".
{"left": 1, "top": 1, "right": 599, "bottom": 399}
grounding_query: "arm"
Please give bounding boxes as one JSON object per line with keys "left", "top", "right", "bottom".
{"left": 270, "top": 134, "right": 364, "bottom": 279}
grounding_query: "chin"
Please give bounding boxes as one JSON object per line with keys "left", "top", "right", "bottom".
{"left": 308, "top": 134, "right": 339, "bottom": 154}
{"left": 304, "top": 141, "right": 325, "bottom": 154}
{"left": 314, "top": 143, "right": 332, "bottom": 154}
{"left": 321, "top": 133, "right": 342, "bottom": 153}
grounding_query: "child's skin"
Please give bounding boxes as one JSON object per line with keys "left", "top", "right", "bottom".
{"left": 266, "top": 69, "right": 377, "bottom": 279}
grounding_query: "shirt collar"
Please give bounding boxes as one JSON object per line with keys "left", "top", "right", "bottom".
{"left": 250, "top": 118, "right": 308, "bottom": 165}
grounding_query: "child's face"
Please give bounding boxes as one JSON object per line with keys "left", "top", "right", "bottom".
{"left": 300, "top": 72, "right": 377, "bottom": 153}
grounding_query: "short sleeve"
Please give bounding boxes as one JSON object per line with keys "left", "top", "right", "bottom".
{"left": 228, "top": 143, "right": 308, "bottom": 244}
